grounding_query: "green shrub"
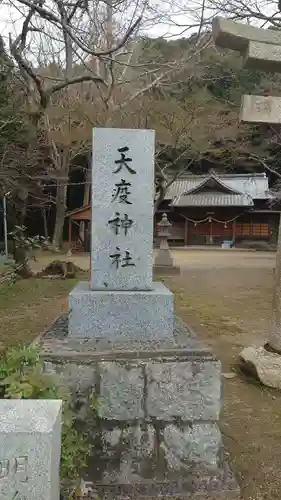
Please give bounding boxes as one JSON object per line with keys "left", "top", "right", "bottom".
{"left": 0, "top": 345, "right": 91, "bottom": 498}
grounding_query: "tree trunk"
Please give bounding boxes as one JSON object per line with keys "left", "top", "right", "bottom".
{"left": 42, "top": 207, "right": 49, "bottom": 241}
{"left": 13, "top": 246, "right": 33, "bottom": 278}
{"left": 50, "top": 8, "right": 73, "bottom": 252}
{"left": 269, "top": 213, "right": 281, "bottom": 352}
{"left": 79, "top": 166, "right": 92, "bottom": 242}
{"left": 19, "top": 201, "right": 27, "bottom": 226}
{"left": 16, "top": 188, "right": 28, "bottom": 226}
{"left": 52, "top": 180, "right": 67, "bottom": 250}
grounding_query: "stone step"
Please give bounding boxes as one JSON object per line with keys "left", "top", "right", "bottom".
{"left": 80, "top": 458, "right": 240, "bottom": 499}
{"left": 90, "top": 421, "right": 223, "bottom": 470}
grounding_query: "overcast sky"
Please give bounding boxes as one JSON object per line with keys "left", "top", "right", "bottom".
{"left": 0, "top": 0, "right": 206, "bottom": 43}
{"left": 0, "top": 0, "right": 278, "bottom": 56}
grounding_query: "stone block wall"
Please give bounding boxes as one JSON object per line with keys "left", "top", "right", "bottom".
{"left": 44, "top": 354, "right": 222, "bottom": 478}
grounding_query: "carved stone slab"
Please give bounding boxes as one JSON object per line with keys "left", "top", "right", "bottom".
{"left": 240, "top": 95, "right": 281, "bottom": 124}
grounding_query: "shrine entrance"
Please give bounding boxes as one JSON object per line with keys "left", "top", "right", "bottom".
{"left": 184, "top": 216, "right": 270, "bottom": 246}
{"left": 187, "top": 218, "right": 233, "bottom": 245}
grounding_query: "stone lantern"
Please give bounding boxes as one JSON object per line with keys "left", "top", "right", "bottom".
{"left": 155, "top": 213, "right": 173, "bottom": 266}
{"left": 154, "top": 214, "right": 180, "bottom": 274}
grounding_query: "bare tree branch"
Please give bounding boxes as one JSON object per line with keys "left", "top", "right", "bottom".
{"left": 9, "top": 33, "right": 48, "bottom": 113}
{"left": 246, "top": 154, "right": 281, "bottom": 180}
{"left": 12, "top": 0, "right": 142, "bottom": 57}
{"left": 51, "top": 74, "right": 107, "bottom": 93}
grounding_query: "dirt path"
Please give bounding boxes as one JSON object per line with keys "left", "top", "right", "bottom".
{"left": 165, "top": 259, "right": 281, "bottom": 500}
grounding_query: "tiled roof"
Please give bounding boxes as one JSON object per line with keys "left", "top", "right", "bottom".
{"left": 172, "top": 193, "right": 254, "bottom": 207}
{"left": 165, "top": 173, "right": 270, "bottom": 200}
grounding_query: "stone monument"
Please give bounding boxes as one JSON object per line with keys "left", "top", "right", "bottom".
{"left": 0, "top": 400, "right": 62, "bottom": 500}
{"left": 154, "top": 213, "right": 180, "bottom": 275}
{"left": 69, "top": 128, "right": 173, "bottom": 339}
{"left": 240, "top": 95, "right": 281, "bottom": 124}
{"left": 39, "top": 127, "right": 239, "bottom": 499}
{"left": 212, "top": 17, "right": 281, "bottom": 388}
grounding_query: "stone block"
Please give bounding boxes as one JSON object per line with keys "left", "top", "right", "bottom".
{"left": 68, "top": 281, "right": 174, "bottom": 340}
{"left": 0, "top": 400, "right": 62, "bottom": 500}
{"left": 244, "top": 40, "right": 281, "bottom": 73}
{"left": 43, "top": 361, "right": 96, "bottom": 421}
{"left": 163, "top": 423, "right": 222, "bottom": 469}
{"left": 96, "top": 424, "right": 156, "bottom": 484}
{"left": 146, "top": 360, "right": 221, "bottom": 421}
{"left": 44, "top": 361, "right": 95, "bottom": 397}
{"left": 240, "top": 94, "right": 281, "bottom": 124}
{"left": 212, "top": 16, "right": 281, "bottom": 52}
{"left": 100, "top": 362, "right": 144, "bottom": 420}
{"left": 101, "top": 424, "right": 155, "bottom": 459}
{"left": 91, "top": 128, "right": 155, "bottom": 291}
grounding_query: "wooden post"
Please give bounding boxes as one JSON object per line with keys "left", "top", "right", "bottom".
{"left": 184, "top": 218, "right": 188, "bottom": 246}
{"left": 250, "top": 219, "right": 254, "bottom": 239}
{"left": 42, "top": 207, "right": 49, "bottom": 241}
{"left": 271, "top": 213, "right": 281, "bottom": 352}
{"left": 68, "top": 219, "right": 72, "bottom": 252}
{"left": 232, "top": 219, "right": 236, "bottom": 246}
{"left": 209, "top": 219, "right": 213, "bottom": 244}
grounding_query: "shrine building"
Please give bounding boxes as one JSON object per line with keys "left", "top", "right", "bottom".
{"left": 156, "top": 171, "right": 277, "bottom": 246}
{"left": 66, "top": 171, "right": 277, "bottom": 250}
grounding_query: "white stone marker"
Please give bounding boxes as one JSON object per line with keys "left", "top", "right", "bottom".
{"left": 91, "top": 128, "right": 155, "bottom": 291}
{"left": 68, "top": 127, "right": 174, "bottom": 340}
{"left": 240, "top": 95, "right": 281, "bottom": 124}
{"left": 0, "top": 400, "right": 62, "bottom": 500}
{"left": 244, "top": 41, "right": 281, "bottom": 73}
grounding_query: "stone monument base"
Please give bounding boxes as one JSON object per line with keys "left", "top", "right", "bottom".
{"left": 154, "top": 249, "right": 174, "bottom": 267}
{"left": 38, "top": 315, "right": 240, "bottom": 500}
{"left": 68, "top": 281, "right": 173, "bottom": 340}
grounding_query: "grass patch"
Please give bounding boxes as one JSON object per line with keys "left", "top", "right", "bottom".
{"left": 0, "top": 278, "right": 77, "bottom": 348}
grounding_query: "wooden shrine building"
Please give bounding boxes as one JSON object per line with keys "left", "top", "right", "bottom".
{"left": 157, "top": 171, "right": 278, "bottom": 246}
{"left": 66, "top": 171, "right": 278, "bottom": 250}
{"left": 67, "top": 204, "right": 91, "bottom": 252}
